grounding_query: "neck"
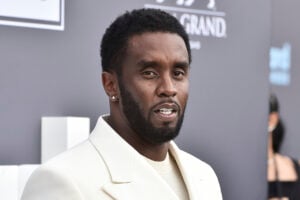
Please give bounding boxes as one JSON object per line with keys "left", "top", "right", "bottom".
{"left": 268, "top": 147, "right": 275, "bottom": 159}
{"left": 268, "top": 132, "right": 275, "bottom": 159}
{"left": 137, "top": 142, "right": 170, "bottom": 161}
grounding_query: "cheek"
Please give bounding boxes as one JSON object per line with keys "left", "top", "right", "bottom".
{"left": 180, "top": 93, "right": 189, "bottom": 109}
{"left": 178, "top": 83, "right": 189, "bottom": 106}
{"left": 138, "top": 86, "right": 156, "bottom": 106}
{"left": 131, "top": 79, "right": 156, "bottom": 97}
{"left": 129, "top": 82, "right": 155, "bottom": 108}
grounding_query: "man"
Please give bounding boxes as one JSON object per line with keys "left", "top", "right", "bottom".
{"left": 21, "top": 8, "right": 222, "bottom": 200}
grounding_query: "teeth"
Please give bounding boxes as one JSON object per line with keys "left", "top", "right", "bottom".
{"left": 159, "top": 108, "right": 173, "bottom": 115}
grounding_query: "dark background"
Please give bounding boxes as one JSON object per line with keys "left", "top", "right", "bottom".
{"left": 0, "top": 0, "right": 276, "bottom": 199}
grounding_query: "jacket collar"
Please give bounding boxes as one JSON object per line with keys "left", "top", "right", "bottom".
{"left": 88, "top": 115, "right": 198, "bottom": 200}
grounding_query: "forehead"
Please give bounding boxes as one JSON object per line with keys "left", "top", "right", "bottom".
{"left": 125, "top": 32, "right": 189, "bottom": 62}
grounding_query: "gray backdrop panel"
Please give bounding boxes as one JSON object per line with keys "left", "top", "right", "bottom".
{"left": 270, "top": 0, "right": 300, "bottom": 159}
{"left": 0, "top": 0, "right": 270, "bottom": 199}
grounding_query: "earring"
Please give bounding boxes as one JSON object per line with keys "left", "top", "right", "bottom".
{"left": 111, "top": 95, "right": 118, "bottom": 102}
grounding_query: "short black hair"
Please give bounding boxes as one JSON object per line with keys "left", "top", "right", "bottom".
{"left": 100, "top": 8, "right": 191, "bottom": 73}
{"left": 269, "top": 93, "right": 284, "bottom": 152}
{"left": 272, "top": 119, "right": 285, "bottom": 153}
{"left": 269, "top": 93, "right": 279, "bottom": 113}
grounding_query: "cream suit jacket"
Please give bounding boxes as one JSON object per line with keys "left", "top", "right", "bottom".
{"left": 21, "top": 116, "right": 222, "bottom": 200}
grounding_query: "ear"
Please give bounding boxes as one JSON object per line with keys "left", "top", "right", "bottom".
{"left": 102, "top": 71, "right": 119, "bottom": 97}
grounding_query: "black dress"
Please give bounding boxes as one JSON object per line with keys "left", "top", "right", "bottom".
{"left": 268, "top": 159, "right": 300, "bottom": 199}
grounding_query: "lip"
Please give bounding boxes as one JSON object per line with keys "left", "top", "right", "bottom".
{"left": 153, "top": 102, "right": 179, "bottom": 122}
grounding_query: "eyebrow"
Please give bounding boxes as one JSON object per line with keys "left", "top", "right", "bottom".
{"left": 174, "top": 61, "right": 190, "bottom": 69}
{"left": 137, "top": 60, "right": 190, "bottom": 69}
{"left": 137, "top": 60, "right": 159, "bottom": 68}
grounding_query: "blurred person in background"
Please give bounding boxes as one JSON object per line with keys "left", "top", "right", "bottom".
{"left": 268, "top": 94, "right": 300, "bottom": 200}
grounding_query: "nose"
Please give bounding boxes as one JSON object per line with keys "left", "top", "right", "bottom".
{"left": 157, "top": 75, "right": 177, "bottom": 98}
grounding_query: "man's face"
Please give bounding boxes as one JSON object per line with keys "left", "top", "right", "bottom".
{"left": 118, "top": 32, "right": 190, "bottom": 144}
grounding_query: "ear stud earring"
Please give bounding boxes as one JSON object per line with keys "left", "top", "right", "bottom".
{"left": 111, "top": 95, "right": 119, "bottom": 102}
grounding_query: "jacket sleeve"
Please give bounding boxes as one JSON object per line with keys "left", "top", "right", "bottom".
{"left": 21, "top": 165, "right": 84, "bottom": 200}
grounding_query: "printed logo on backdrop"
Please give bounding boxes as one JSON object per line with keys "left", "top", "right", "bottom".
{"left": 0, "top": 0, "right": 64, "bottom": 31}
{"left": 145, "top": 0, "right": 227, "bottom": 50}
{"left": 269, "top": 43, "right": 291, "bottom": 86}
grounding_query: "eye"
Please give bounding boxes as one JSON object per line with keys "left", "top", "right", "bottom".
{"left": 173, "top": 69, "right": 185, "bottom": 79}
{"left": 141, "top": 70, "right": 158, "bottom": 79}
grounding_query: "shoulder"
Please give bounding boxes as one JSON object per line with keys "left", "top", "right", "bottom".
{"left": 21, "top": 162, "right": 84, "bottom": 200}
{"left": 275, "top": 154, "right": 294, "bottom": 167}
{"left": 21, "top": 140, "right": 110, "bottom": 200}
{"left": 40, "top": 139, "right": 109, "bottom": 178}
{"left": 46, "top": 139, "right": 99, "bottom": 166}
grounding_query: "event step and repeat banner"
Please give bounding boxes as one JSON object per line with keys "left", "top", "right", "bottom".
{"left": 145, "top": 0, "right": 227, "bottom": 50}
{"left": 0, "top": 0, "right": 271, "bottom": 199}
{"left": 270, "top": 0, "right": 300, "bottom": 159}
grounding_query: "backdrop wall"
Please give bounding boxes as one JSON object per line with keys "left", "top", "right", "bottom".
{"left": 270, "top": 0, "right": 300, "bottom": 160}
{"left": 0, "top": 0, "right": 270, "bottom": 199}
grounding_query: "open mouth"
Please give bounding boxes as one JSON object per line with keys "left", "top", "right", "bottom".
{"left": 153, "top": 102, "right": 179, "bottom": 121}
{"left": 155, "top": 108, "right": 177, "bottom": 115}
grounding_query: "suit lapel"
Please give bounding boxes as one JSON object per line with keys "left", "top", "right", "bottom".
{"left": 169, "top": 142, "right": 200, "bottom": 200}
{"left": 89, "top": 117, "right": 179, "bottom": 200}
{"left": 170, "top": 142, "right": 221, "bottom": 200}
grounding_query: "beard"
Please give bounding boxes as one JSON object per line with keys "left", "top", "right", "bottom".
{"left": 118, "top": 81, "right": 185, "bottom": 145}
